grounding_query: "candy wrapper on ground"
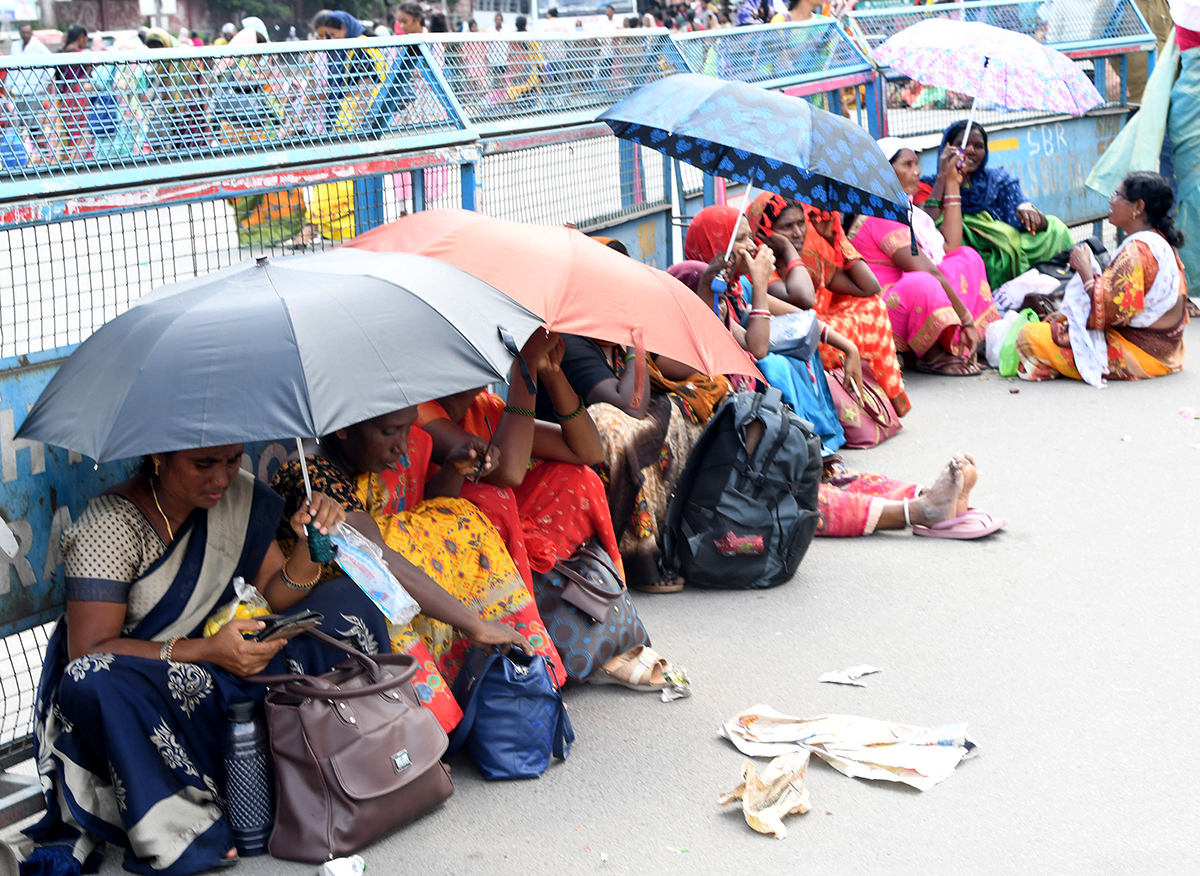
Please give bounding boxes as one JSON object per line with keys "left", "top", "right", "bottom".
{"left": 719, "top": 704, "right": 978, "bottom": 792}
{"left": 202, "top": 576, "right": 270, "bottom": 637}
{"left": 329, "top": 523, "right": 420, "bottom": 627}
{"left": 718, "top": 751, "right": 812, "bottom": 839}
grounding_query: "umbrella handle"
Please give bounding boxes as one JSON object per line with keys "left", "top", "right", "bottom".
{"left": 959, "top": 57, "right": 989, "bottom": 152}
{"left": 723, "top": 183, "right": 755, "bottom": 262}
{"left": 295, "top": 437, "right": 313, "bottom": 504}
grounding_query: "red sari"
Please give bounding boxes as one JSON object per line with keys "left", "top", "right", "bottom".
{"left": 416, "top": 392, "right": 625, "bottom": 590}
{"left": 801, "top": 206, "right": 911, "bottom": 416}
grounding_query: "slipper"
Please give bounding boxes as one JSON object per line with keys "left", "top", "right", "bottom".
{"left": 912, "top": 358, "right": 981, "bottom": 377}
{"left": 912, "top": 508, "right": 1005, "bottom": 540}
{"left": 632, "top": 577, "right": 684, "bottom": 594}
{"left": 590, "top": 645, "right": 671, "bottom": 691}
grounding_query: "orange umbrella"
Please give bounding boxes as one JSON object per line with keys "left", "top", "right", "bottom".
{"left": 346, "top": 210, "right": 761, "bottom": 379}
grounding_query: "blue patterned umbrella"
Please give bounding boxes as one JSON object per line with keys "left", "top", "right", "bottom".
{"left": 598, "top": 74, "right": 910, "bottom": 222}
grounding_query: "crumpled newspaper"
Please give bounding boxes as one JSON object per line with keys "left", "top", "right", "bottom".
{"left": 661, "top": 664, "right": 692, "bottom": 702}
{"left": 719, "top": 704, "right": 977, "bottom": 792}
{"left": 717, "top": 751, "right": 811, "bottom": 839}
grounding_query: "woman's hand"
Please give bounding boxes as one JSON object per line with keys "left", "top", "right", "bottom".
{"left": 466, "top": 619, "right": 533, "bottom": 655}
{"left": 748, "top": 243, "right": 776, "bottom": 286}
{"left": 842, "top": 345, "right": 865, "bottom": 399}
{"left": 445, "top": 436, "right": 500, "bottom": 482}
{"left": 521, "top": 329, "right": 560, "bottom": 376}
{"left": 1016, "top": 202, "right": 1048, "bottom": 234}
{"left": 539, "top": 335, "right": 565, "bottom": 378}
{"left": 288, "top": 491, "right": 346, "bottom": 540}
{"left": 938, "top": 146, "right": 964, "bottom": 187}
{"left": 204, "top": 618, "right": 287, "bottom": 677}
{"left": 764, "top": 232, "right": 797, "bottom": 268}
{"left": 1046, "top": 311, "right": 1070, "bottom": 347}
{"left": 810, "top": 211, "right": 837, "bottom": 244}
{"left": 1068, "top": 243, "right": 1094, "bottom": 281}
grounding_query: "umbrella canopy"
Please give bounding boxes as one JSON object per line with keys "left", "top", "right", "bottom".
{"left": 873, "top": 19, "right": 1102, "bottom": 115}
{"left": 346, "top": 210, "right": 762, "bottom": 380}
{"left": 597, "top": 73, "right": 910, "bottom": 221}
{"left": 16, "top": 249, "right": 544, "bottom": 462}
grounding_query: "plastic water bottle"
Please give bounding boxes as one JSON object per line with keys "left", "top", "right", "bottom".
{"left": 221, "top": 699, "right": 273, "bottom": 856}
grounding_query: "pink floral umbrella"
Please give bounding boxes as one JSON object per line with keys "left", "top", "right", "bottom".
{"left": 873, "top": 18, "right": 1103, "bottom": 147}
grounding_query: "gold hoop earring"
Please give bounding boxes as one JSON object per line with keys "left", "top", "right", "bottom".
{"left": 153, "top": 457, "right": 160, "bottom": 477}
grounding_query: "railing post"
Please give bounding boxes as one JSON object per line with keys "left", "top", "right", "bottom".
{"left": 703, "top": 173, "right": 715, "bottom": 207}
{"left": 460, "top": 161, "right": 478, "bottom": 212}
{"left": 864, "top": 75, "right": 882, "bottom": 138}
{"left": 663, "top": 152, "right": 674, "bottom": 265}
{"left": 411, "top": 170, "right": 427, "bottom": 213}
{"left": 353, "top": 176, "right": 386, "bottom": 235}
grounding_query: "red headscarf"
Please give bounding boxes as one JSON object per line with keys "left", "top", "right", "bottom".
{"left": 744, "top": 192, "right": 795, "bottom": 245}
{"left": 800, "top": 204, "right": 862, "bottom": 289}
{"left": 684, "top": 205, "right": 740, "bottom": 264}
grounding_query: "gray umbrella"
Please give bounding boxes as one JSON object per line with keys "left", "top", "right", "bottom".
{"left": 16, "top": 249, "right": 544, "bottom": 462}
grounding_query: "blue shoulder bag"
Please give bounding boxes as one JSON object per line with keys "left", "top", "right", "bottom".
{"left": 446, "top": 648, "right": 574, "bottom": 781}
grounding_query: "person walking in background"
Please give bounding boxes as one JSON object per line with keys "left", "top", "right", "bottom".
{"left": 6, "top": 23, "right": 53, "bottom": 164}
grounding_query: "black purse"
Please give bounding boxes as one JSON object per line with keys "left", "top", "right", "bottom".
{"left": 531, "top": 540, "right": 650, "bottom": 682}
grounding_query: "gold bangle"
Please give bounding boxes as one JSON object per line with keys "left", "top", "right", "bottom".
{"left": 281, "top": 563, "right": 320, "bottom": 591}
{"left": 160, "top": 636, "right": 183, "bottom": 661}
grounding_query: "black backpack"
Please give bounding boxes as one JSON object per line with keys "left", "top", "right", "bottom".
{"left": 663, "top": 387, "right": 822, "bottom": 589}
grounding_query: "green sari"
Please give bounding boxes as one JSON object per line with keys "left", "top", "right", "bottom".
{"left": 952, "top": 209, "right": 1074, "bottom": 289}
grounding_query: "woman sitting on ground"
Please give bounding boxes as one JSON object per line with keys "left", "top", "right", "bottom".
{"left": 743, "top": 195, "right": 912, "bottom": 416}
{"left": 681, "top": 205, "right": 861, "bottom": 451}
{"left": 668, "top": 259, "right": 1006, "bottom": 541}
{"left": 920, "top": 121, "right": 1074, "bottom": 289}
{"left": 271, "top": 409, "right": 553, "bottom": 733}
{"left": 415, "top": 330, "right": 623, "bottom": 590}
{"left": 1016, "top": 172, "right": 1188, "bottom": 384}
{"left": 23, "top": 446, "right": 390, "bottom": 876}
{"left": 846, "top": 138, "right": 1000, "bottom": 376}
{"left": 536, "top": 330, "right": 725, "bottom": 594}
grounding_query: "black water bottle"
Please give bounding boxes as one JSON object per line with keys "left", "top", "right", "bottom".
{"left": 221, "top": 699, "right": 273, "bottom": 856}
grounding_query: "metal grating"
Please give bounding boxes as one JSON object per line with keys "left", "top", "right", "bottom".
{"left": 845, "top": 0, "right": 1156, "bottom": 57}
{"left": 673, "top": 18, "right": 871, "bottom": 89}
{"left": 0, "top": 623, "right": 52, "bottom": 769}
{"left": 0, "top": 162, "right": 462, "bottom": 359}
{"left": 421, "top": 31, "right": 691, "bottom": 135}
{"left": 478, "top": 132, "right": 667, "bottom": 229}
{"left": 0, "top": 39, "right": 469, "bottom": 200}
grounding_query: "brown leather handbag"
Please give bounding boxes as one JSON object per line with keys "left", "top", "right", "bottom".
{"left": 252, "top": 629, "right": 453, "bottom": 862}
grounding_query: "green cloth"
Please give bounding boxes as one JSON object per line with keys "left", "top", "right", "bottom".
{"left": 948, "top": 210, "right": 1074, "bottom": 288}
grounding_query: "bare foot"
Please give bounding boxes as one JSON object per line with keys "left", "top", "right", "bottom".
{"left": 956, "top": 454, "right": 978, "bottom": 517}
{"left": 911, "top": 458, "right": 964, "bottom": 526}
{"left": 224, "top": 848, "right": 238, "bottom": 861}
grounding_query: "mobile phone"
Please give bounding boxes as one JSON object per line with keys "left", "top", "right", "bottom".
{"left": 249, "top": 610, "right": 324, "bottom": 642}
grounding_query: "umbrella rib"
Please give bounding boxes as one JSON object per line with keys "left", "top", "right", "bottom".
{"left": 261, "top": 267, "right": 321, "bottom": 438}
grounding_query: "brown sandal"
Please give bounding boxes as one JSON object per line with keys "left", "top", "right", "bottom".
{"left": 632, "top": 576, "right": 684, "bottom": 594}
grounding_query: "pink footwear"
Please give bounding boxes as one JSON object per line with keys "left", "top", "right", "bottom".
{"left": 912, "top": 508, "right": 1005, "bottom": 540}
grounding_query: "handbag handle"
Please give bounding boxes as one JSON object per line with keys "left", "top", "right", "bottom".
{"left": 248, "top": 628, "right": 413, "bottom": 697}
{"left": 834, "top": 368, "right": 891, "bottom": 429}
{"left": 553, "top": 545, "right": 626, "bottom": 598}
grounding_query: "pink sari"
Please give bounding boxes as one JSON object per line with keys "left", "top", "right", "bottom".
{"left": 849, "top": 215, "right": 1000, "bottom": 357}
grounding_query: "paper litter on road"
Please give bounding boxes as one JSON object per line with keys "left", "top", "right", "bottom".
{"left": 818, "top": 664, "right": 882, "bottom": 686}
{"left": 719, "top": 704, "right": 977, "bottom": 792}
{"left": 717, "top": 751, "right": 811, "bottom": 839}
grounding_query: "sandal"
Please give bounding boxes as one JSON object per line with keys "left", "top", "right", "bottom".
{"left": 632, "top": 576, "right": 684, "bottom": 594}
{"left": 590, "top": 646, "right": 692, "bottom": 699}
{"left": 913, "top": 357, "right": 981, "bottom": 377}
{"left": 912, "top": 508, "right": 1005, "bottom": 540}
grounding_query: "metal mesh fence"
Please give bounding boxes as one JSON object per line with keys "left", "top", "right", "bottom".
{"left": 478, "top": 133, "right": 666, "bottom": 228}
{"left": 845, "top": 0, "right": 1155, "bottom": 56}
{"left": 0, "top": 623, "right": 52, "bottom": 769}
{"left": 673, "top": 19, "right": 870, "bottom": 88}
{"left": 421, "top": 32, "right": 690, "bottom": 134}
{"left": 0, "top": 40, "right": 468, "bottom": 198}
{"left": 0, "top": 162, "right": 462, "bottom": 359}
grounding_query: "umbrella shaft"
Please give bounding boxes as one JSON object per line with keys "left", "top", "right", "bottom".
{"left": 724, "top": 183, "right": 755, "bottom": 262}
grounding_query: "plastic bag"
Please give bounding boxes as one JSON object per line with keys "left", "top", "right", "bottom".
{"left": 984, "top": 310, "right": 1019, "bottom": 369}
{"left": 329, "top": 523, "right": 420, "bottom": 627}
{"left": 203, "top": 576, "right": 271, "bottom": 637}
{"left": 998, "top": 308, "right": 1039, "bottom": 377}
